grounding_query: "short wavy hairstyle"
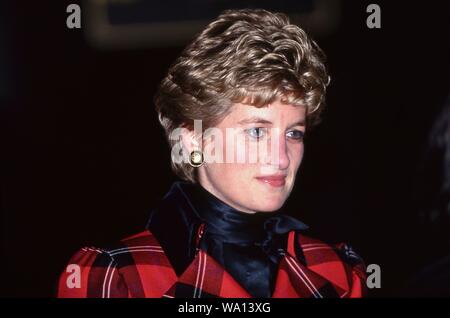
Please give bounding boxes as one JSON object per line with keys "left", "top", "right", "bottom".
{"left": 154, "top": 8, "right": 330, "bottom": 182}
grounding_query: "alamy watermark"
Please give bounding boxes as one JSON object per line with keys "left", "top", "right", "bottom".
{"left": 366, "top": 4, "right": 381, "bottom": 29}
{"left": 170, "top": 120, "right": 284, "bottom": 174}
{"left": 66, "top": 4, "right": 81, "bottom": 29}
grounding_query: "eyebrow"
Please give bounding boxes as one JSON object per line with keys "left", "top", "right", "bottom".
{"left": 237, "top": 116, "right": 305, "bottom": 128}
{"left": 288, "top": 120, "right": 306, "bottom": 128}
{"left": 237, "top": 116, "right": 273, "bottom": 125}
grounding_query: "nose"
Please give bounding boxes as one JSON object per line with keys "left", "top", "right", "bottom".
{"left": 276, "top": 134, "right": 290, "bottom": 170}
{"left": 262, "top": 130, "right": 290, "bottom": 170}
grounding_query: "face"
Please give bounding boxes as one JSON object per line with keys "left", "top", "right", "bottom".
{"left": 196, "top": 99, "right": 306, "bottom": 213}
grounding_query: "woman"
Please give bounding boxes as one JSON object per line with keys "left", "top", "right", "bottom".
{"left": 58, "top": 8, "right": 366, "bottom": 298}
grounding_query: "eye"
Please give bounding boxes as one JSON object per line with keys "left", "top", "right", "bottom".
{"left": 286, "top": 130, "right": 304, "bottom": 141}
{"left": 245, "top": 127, "right": 267, "bottom": 140}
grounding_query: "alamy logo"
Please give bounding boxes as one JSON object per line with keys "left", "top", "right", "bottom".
{"left": 366, "top": 264, "right": 381, "bottom": 289}
{"left": 66, "top": 4, "right": 81, "bottom": 29}
{"left": 66, "top": 264, "right": 81, "bottom": 289}
{"left": 366, "top": 4, "right": 381, "bottom": 29}
{"left": 170, "top": 120, "right": 283, "bottom": 175}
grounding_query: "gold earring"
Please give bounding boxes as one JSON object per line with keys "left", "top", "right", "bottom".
{"left": 189, "top": 150, "right": 204, "bottom": 167}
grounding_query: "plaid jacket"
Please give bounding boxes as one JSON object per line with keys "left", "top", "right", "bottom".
{"left": 58, "top": 182, "right": 367, "bottom": 298}
{"left": 58, "top": 229, "right": 367, "bottom": 298}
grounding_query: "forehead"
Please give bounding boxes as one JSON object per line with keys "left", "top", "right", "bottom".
{"left": 222, "top": 101, "right": 306, "bottom": 124}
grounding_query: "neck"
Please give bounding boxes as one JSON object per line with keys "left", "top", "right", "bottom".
{"left": 197, "top": 168, "right": 257, "bottom": 214}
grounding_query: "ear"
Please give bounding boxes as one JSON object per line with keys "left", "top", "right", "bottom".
{"left": 180, "top": 129, "right": 194, "bottom": 154}
{"left": 180, "top": 127, "right": 202, "bottom": 155}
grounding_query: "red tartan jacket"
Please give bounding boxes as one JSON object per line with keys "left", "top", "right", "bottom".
{"left": 58, "top": 182, "right": 367, "bottom": 298}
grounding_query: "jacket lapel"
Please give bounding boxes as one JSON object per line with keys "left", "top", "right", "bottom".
{"left": 272, "top": 254, "right": 343, "bottom": 298}
{"left": 163, "top": 250, "right": 252, "bottom": 298}
{"left": 272, "top": 231, "right": 348, "bottom": 298}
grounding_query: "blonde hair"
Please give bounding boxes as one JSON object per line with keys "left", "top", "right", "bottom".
{"left": 154, "top": 8, "right": 329, "bottom": 182}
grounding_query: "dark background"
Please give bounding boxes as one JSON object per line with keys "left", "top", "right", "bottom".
{"left": 1, "top": 0, "right": 449, "bottom": 297}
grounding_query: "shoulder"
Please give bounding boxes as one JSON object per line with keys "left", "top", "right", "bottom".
{"left": 57, "top": 230, "right": 176, "bottom": 298}
{"left": 64, "top": 230, "right": 167, "bottom": 268}
{"left": 297, "top": 233, "right": 365, "bottom": 267}
{"left": 294, "top": 232, "right": 367, "bottom": 297}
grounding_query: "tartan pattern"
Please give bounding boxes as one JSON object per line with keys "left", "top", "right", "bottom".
{"left": 58, "top": 229, "right": 367, "bottom": 298}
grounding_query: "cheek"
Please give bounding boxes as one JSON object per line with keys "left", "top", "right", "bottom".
{"left": 289, "top": 143, "right": 304, "bottom": 169}
{"left": 207, "top": 134, "right": 254, "bottom": 183}
{"left": 208, "top": 162, "right": 250, "bottom": 185}
{"left": 221, "top": 131, "right": 256, "bottom": 165}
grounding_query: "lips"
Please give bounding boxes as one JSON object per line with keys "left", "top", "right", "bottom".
{"left": 255, "top": 175, "right": 286, "bottom": 187}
